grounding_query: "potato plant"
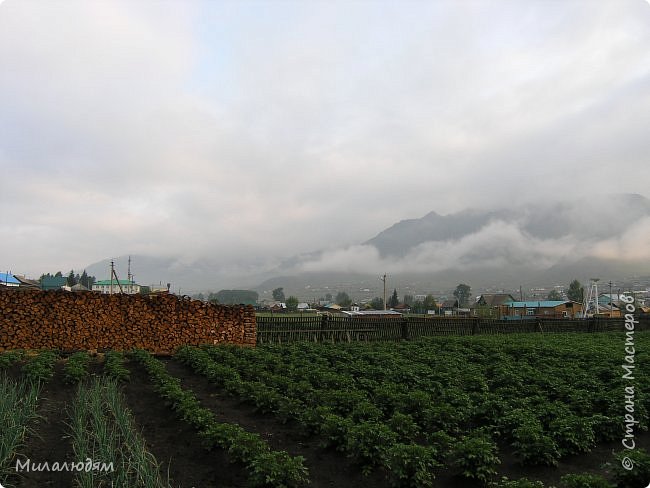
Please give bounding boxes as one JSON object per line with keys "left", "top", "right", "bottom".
{"left": 63, "top": 351, "right": 91, "bottom": 384}
{"left": 104, "top": 351, "right": 130, "bottom": 382}
{"left": 175, "top": 332, "right": 650, "bottom": 487}
{"left": 22, "top": 350, "right": 58, "bottom": 383}
{"left": 132, "top": 349, "right": 309, "bottom": 488}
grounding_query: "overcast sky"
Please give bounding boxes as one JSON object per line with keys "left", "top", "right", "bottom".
{"left": 1, "top": 0, "right": 650, "bottom": 279}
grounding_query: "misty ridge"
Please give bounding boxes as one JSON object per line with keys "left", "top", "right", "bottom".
{"left": 287, "top": 192, "right": 650, "bottom": 275}
{"left": 87, "top": 193, "right": 650, "bottom": 293}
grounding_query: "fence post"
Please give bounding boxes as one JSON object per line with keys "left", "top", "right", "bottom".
{"left": 319, "top": 313, "right": 328, "bottom": 343}
{"left": 401, "top": 317, "right": 409, "bottom": 341}
{"left": 471, "top": 318, "right": 478, "bottom": 335}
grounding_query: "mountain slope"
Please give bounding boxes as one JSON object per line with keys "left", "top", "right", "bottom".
{"left": 363, "top": 193, "right": 650, "bottom": 257}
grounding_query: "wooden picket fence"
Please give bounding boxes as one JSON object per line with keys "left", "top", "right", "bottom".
{"left": 256, "top": 314, "right": 650, "bottom": 344}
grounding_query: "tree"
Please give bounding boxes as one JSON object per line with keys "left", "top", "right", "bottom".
{"left": 66, "top": 270, "right": 77, "bottom": 287}
{"left": 77, "top": 270, "right": 96, "bottom": 288}
{"left": 388, "top": 289, "right": 399, "bottom": 308}
{"left": 403, "top": 294, "right": 414, "bottom": 306}
{"left": 567, "top": 280, "right": 584, "bottom": 303}
{"left": 54, "top": 271, "right": 63, "bottom": 277}
{"left": 369, "top": 297, "right": 384, "bottom": 310}
{"left": 547, "top": 289, "right": 562, "bottom": 301}
{"left": 474, "top": 304, "right": 493, "bottom": 318}
{"left": 272, "top": 287, "right": 285, "bottom": 301}
{"left": 411, "top": 295, "right": 437, "bottom": 314}
{"left": 453, "top": 284, "right": 471, "bottom": 308}
{"left": 335, "top": 291, "right": 352, "bottom": 308}
{"left": 423, "top": 294, "right": 437, "bottom": 312}
{"left": 215, "top": 290, "right": 259, "bottom": 305}
{"left": 325, "top": 293, "right": 333, "bottom": 302}
{"left": 286, "top": 296, "right": 299, "bottom": 312}
{"left": 80, "top": 270, "right": 89, "bottom": 288}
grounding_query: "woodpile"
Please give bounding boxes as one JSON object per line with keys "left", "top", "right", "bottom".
{"left": 0, "top": 288, "right": 256, "bottom": 353}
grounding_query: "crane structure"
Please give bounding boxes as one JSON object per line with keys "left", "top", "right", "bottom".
{"left": 581, "top": 278, "right": 600, "bottom": 318}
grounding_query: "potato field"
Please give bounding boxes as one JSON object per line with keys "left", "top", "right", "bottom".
{"left": 1, "top": 332, "right": 649, "bottom": 488}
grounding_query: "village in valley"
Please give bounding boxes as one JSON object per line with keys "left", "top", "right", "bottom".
{"left": 2, "top": 263, "right": 649, "bottom": 321}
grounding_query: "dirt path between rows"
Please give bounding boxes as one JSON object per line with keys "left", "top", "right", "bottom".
{"left": 121, "top": 359, "right": 249, "bottom": 488}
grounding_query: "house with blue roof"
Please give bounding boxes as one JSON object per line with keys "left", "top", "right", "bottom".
{"left": 503, "top": 300, "right": 583, "bottom": 319}
{"left": 0, "top": 272, "right": 20, "bottom": 287}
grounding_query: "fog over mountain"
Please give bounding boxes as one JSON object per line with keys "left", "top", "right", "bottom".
{"left": 287, "top": 193, "right": 650, "bottom": 275}
{"left": 365, "top": 194, "right": 650, "bottom": 256}
{"left": 86, "top": 193, "right": 650, "bottom": 295}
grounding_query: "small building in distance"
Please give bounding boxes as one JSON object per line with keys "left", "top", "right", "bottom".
{"left": 40, "top": 275, "right": 67, "bottom": 291}
{"left": 13, "top": 275, "right": 41, "bottom": 289}
{"left": 594, "top": 294, "right": 622, "bottom": 318}
{"left": 440, "top": 299, "right": 459, "bottom": 316}
{"left": 503, "top": 300, "right": 583, "bottom": 319}
{"left": 472, "top": 293, "right": 516, "bottom": 318}
{"left": 340, "top": 309, "right": 402, "bottom": 317}
{"left": 0, "top": 272, "right": 20, "bottom": 287}
{"left": 92, "top": 279, "right": 141, "bottom": 295}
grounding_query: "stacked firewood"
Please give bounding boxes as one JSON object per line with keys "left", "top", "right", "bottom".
{"left": 0, "top": 288, "right": 256, "bottom": 353}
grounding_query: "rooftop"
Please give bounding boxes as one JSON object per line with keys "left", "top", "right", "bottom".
{"left": 507, "top": 300, "right": 575, "bottom": 308}
{"left": 341, "top": 309, "right": 402, "bottom": 316}
{"left": 94, "top": 279, "right": 140, "bottom": 286}
{"left": 0, "top": 273, "right": 19, "bottom": 285}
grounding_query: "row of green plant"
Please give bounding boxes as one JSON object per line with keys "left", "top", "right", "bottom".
{"left": 63, "top": 352, "right": 91, "bottom": 384}
{"left": 200, "top": 343, "right": 471, "bottom": 440}
{"left": 9, "top": 350, "right": 130, "bottom": 384}
{"left": 131, "top": 349, "right": 309, "bottom": 488}
{"left": 0, "top": 350, "right": 23, "bottom": 369}
{"left": 176, "top": 345, "right": 460, "bottom": 487}
{"left": 178, "top": 332, "right": 650, "bottom": 485}
{"left": 22, "top": 350, "right": 59, "bottom": 383}
{"left": 0, "top": 375, "right": 41, "bottom": 486}
{"left": 191, "top": 343, "right": 509, "bottom": 482}
{"left": 104, "top": 351, "right": 130, "bottom": 382}
{"left": 203, "top": 332, "right": 650, "bottom": 465}
{"left": 487, "top": 449, "right": 650, "bottom": 488}
{"left": 68, "top": 376, "right": 170, "bottom": 488}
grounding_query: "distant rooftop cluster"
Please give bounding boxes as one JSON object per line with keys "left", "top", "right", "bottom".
{"left": 0, "top": 272, "right": 169, "bottom": 295}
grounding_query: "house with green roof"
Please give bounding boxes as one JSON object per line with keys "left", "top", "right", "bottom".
{"left": 92, "top": 279, "right": 141, "bottom": 295}
{"left": 40, "top": 275, "right": 67, "bottom": 290}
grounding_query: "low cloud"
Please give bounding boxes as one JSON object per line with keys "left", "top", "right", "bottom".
{"left": 292, "top": 217, "right": 650, "bottom": 277}
{"left": 292, "top": 220, "right": 580, "bottom": 275}
{"left": 588, "top": 217, "right": 650, "bottom": 262}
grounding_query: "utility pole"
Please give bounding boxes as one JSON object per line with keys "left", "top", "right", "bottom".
{"left": 109, "top": 259, "right": 124, "bottom": 294}
{"left": 380, "top": 273, "right": 387, "bottom": 310}
{"left": 609, "top": 280, "right": 613, "bottom": 316}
